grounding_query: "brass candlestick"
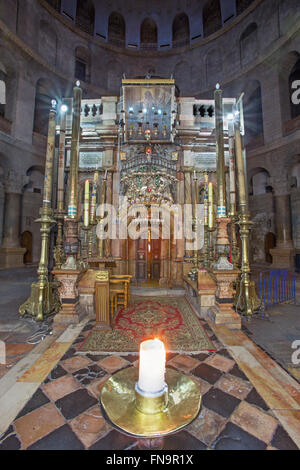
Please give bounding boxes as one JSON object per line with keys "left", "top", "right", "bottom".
{"left": 101, "top": 367, "right": 201, "bottom": 437}
{"left": 233, "top": 112, "right": 260, "bottom": 316}
{"left": 214, "top": 85, "right": 233, "bottom": 270}
{"left": 53, "top": 104, "right": 67, "bottom": 269}
{"left": 19, "top": 101, "right": 60, "bottom": 321}
{"left": 62, "top": 81, "right": 82, "bottom": 270}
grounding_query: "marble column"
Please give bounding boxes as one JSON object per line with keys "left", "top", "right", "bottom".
{"left": 0, "top": 171, "right": 27, "bottom": 268}
{"left": 270, "top": 182, "right": 295, "bottom": 268}
{"left": 184, "top": 170, "right": 193, "bottom": 275}
{"left": 104, "top": 171, "right": 112, "bottom": 257}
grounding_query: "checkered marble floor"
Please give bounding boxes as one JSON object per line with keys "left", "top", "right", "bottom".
{"left": 0, "top": 319, "right": 298, "bottom": 451}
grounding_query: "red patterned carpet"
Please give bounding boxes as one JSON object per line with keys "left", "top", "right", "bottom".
{"left": 79, "top": 297, "right": 215, "bottom": 354}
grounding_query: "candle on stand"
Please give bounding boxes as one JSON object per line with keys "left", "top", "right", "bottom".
{"left": 90, "top": 170, "right": 99, "bottom": 224}
{"left": 84, "top": 180, "right": 90, "bottom": 227}
{"left": 68, "top": 81, "right": 82, "bottom": 218}
{"left": 57, "top": 105, "right": 66, "bottom": 213}
{"left": 214, "top": 84, "right": 226, "bottom": 219}
{"left": 228, "top": 117, "right": 236, "bottom": 215}
{"left": 208, "top": 182, "right": 214, "bottom": 229}
{"left": 137, "top": 339, "right": 166, "bottom": 394}
{"left": 204, "top": 173, "right": 208, "bottom": 226}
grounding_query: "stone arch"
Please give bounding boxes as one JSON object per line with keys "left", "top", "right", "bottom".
{"left": 236, "top": 0, "right": 255, "bottom": 16}
{"left": 108, "top": 12, "right": 125, "bottom": 46}
{"left": 75, "top": 46, "right": 91, "bottom": 83}
{"left": 39, "top": 20, "right": 58, "bottom": 67}
{"left": 24, "top": 166, "right": 44, "bottom": 193}
{"left": 0, "top": 51, "right": 18, "bottom": 123}
{"left": 140, "top": 18, "right": 158, "bottom": 49}
{"left": 289, "top": 58, "right": 300, "bottom": 120}
{"left": 288, "top": 156, "right": 300, "bottom": 250}
{"left": 290, "top": 160, "right": 300, "bottom": 188}
{"left": 75, "top": 0, "right": 95, "bottom": 36}
{"left": 33, "top": 78, "right": 56, "bottom": 136}
{"left": 172, "top": 13, "right": 190, "bottom": 47}
{"left": 249, "top": 167, "right": 270, "bottom": 196}
{"left": 203, "top": 0, "right": 222, "bottom": 38}
{"left": 240, "top": 23, "right": 258, "bottom": 67}
{"left": 278, "top": 51, "right": 300, "bottom": 125}
{"left": 0, "top": 77, "right": 6, "bottom": 118}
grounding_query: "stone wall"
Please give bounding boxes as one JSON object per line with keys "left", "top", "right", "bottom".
{"left": 0, "top": 0, "right": 299, "bottom": 267}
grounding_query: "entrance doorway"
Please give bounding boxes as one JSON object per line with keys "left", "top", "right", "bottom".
{"left": 265, "top": 232, "right": 276, "bottom": 263}
{"left": 135, "top": 233, "right": 162, "bottom": 282}
{"left": 21, "top": 231, "right": 33, "bottom": 264}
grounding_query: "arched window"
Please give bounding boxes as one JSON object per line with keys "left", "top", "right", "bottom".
{"left": 203, "top": 0, "right": 222, "bottom": 38}
{"left": 251, "top": 169, "right": 269, "bottom": 196}
{"left": 240, "top": 23, "right": 258, "bottom": 66}
{"left": 140, "top": 18, "right": 157, "bottom": 49}
{"left": 108, "top": 12, "right": 125, "bottom": 46}
{"left": 289, "top": 59, "right": 300, "bottom": 119}
{"left": 291, "top": 162, "right": 300, "bottom": 188}
{"left": 76, "top": 0, "right": 95, "bottom": 36}
{"left": 33, "top": 79, "right": 55, "bottom": 136}
{"left": 236, "top": 0, "right": 255, "bottom": 16}
{"left": 75, "top": 46, "right": 91, "bottom": 83}
{"left": 0, "top": 79, "right": 6, "bottom": 118}
{"left": 172, "top": 13, "right": 190, "bottom": 47}
{"left": 39, "top": 21, "right": 57, "bottom": 67}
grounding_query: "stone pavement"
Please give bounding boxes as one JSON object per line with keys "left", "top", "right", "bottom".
{"left": 0, "top": 313, "right": 299, "bottom": 450}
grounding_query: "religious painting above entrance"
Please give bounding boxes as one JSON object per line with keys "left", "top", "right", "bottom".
{"left": 122, "top": 79, "right": 176, "bottom": 143}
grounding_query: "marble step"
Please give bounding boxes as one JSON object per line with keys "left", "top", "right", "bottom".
{"left": 131, "top": 287, "right": 186, "bottom": 297}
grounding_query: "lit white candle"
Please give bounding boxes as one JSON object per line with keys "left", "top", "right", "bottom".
{"left": 138, "top": 339, "right": 166, "bottom": 394}
{"left": 84, "top": 180, "right": 90, "bottom": 227}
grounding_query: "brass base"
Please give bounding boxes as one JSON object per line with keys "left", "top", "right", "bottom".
{"left": 100, "top": 367, "right": 201, "bottom": 437}
{"left": 234, "top": 279, "right": 261, "bottom": 316}
{"left": 19, "top": 281, "right": 61, "bottom": 322}
{"left": 135, "top": 383, "right": 168, "bottom": 415}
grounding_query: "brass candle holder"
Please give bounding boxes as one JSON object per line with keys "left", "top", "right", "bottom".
{"left": 100, "top": 367, "right": 201, "bottom": 437}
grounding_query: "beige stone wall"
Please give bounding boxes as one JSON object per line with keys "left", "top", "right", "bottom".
{"left": 0, "top": 0, "right": 299, "bottom": 266}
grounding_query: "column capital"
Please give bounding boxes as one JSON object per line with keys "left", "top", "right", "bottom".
{"left": 4, "top": 170, "right": 29, "bottom": 194}
{"left": 269, "top": 177, "right": 290, "bottom": 197}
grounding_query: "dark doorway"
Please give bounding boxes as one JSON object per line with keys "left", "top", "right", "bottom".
{"left": 21, "top": 231, "right": 33, "bottom": 264}
{"left": 265, "top": 232, "right": 276, "bottom": 263}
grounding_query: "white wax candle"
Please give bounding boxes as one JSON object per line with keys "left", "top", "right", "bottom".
{"left": 138, "top": 339, "right": 166, "bottom": 394}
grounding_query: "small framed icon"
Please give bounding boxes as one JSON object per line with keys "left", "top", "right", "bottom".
{"left": 171, "top": 152, "right": 178, "bottom": 161}
{"left": 120, "top": 151, "right": 127, "bottom": 161}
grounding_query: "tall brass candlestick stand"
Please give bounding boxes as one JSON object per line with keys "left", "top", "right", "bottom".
{"left": 62, "top": 81, "right": 82, "bottom": 270}
{"left": 53, "top": 104, "right": 67, "bottom": 269}
{"left": 214, "top": 85, "right": 233, "bottom": 271}
{"left": 228, "top": 116, "right": 240, "bottom": 269}
{"left": 233, "top": 113, "right": 260, "bottom": 316}
{"left": 19, "top": 101, "right": 60, "bottom": 321}
{"left": 97, "top": 172, "right": 107, "bottom": 259}
{"left": 188, "top": 171, "right": 199, "bottom": 280}
{"left": 202, "top": 173, "right": 210, "bottom": 269}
